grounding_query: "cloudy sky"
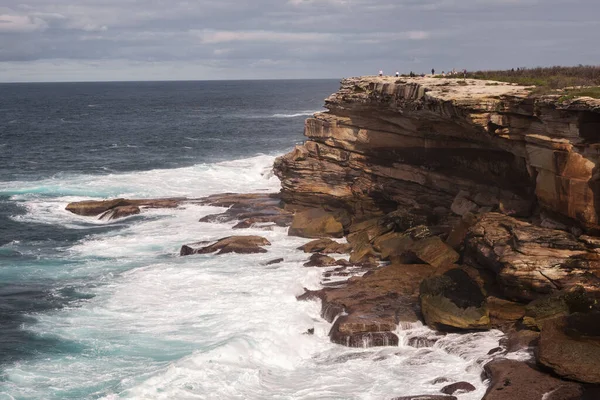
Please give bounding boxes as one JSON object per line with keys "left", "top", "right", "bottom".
{"left": 0, "top": 0, "right": 598, "bottom": 82}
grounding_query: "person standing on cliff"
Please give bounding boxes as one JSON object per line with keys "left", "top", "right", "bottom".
{"left": 395, "top": 71, "right": 399, "bottom": 77}
{"left": 431, "top": 68, "right": 435, "bottom": 75}
{"left": 378, "top": 70, "right": 383, "bottom": 77}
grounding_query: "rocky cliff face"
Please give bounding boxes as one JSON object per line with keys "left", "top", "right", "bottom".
{"left": 274, "top": 76, "right": 600, "bottom": 229}
{"left": 274, "top": 77, "right": 600, "bottom": 389}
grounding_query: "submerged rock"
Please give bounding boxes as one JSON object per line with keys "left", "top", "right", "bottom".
{"left": 180, "top": 235, "right": 271, "bottom": 256}
{"left": 440, "top": 381, "right": 476, "bottom": 395}
{"left": 66, "top": 198, "right": 181, "bottom": 217}
{"left": 265, "top": 258, "right": 284, "bottom": 265}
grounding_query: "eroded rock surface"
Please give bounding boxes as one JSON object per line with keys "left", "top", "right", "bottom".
{"left": 180, "top": 235, "right": 271, "bottom": 255}
{"left": 464, "top": 212, "right": 600, "bottom": 302}
{"left": 298, "top": 263, "right": 434, "bottom": 347}
{"left": 66, "top": 198, "right": 181, "bottom": 217}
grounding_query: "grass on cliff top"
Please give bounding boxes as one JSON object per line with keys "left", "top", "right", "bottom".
{"left": 462, "top": 65, "right": 600, "bottom": 98}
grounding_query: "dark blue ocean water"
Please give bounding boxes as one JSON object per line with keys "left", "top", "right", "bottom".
{"left": 0, "top": 80, "right": 339, "bottom": 392}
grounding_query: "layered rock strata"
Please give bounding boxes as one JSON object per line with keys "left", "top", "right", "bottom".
{"left": 275, "top": 76, "right": 600, "bottom": 388}
{"left": 274, "top": 76, "right": 600, "bottom": 230}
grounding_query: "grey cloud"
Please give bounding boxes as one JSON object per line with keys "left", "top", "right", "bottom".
{"left": 0, "top": 0, "right": 598, "bottom": 81}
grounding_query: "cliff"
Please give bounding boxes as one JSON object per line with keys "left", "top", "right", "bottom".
{"left": 274, "top": 76, "right": 600, "bottom": 392}
{"left": 274, "top": 76, "right": 600, "bottom": 229}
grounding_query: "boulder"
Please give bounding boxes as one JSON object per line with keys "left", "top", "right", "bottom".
{"left": 409, "top": 237, "right": 460, "bottom": 269}
{"left": 298, "top": 238, "right": 352, "bottom": 254}
{"left": 420, "top": 268, "right": 490, "bottom": 330}
{"left": 440, "top": 382, "right": 476, "bottom": 395}
{"left": 502, "top": 327, "right": 540, "bottom": 353}
{"left": 180, "top": 236, "right": 271, "bottom": 256}
{"left": 298, "top": 263, "right": 434, "bottom": 347}
{"left": 303, "top": 253, "right": 337, "bottom": 267}
{"left": 348, "top": 231, "right": 379, "bottom": 264}
{"left": 372, "top": 231, "right": 414, "bottom": 262}
{"left": 99, "top": 205, "right": 140, "bottom": 221}
{"left": 487, "top": 296, "right": 526, "bottom": 326}
{"left": 67, "top": 198, "right": 127, "bottom": 216}
{"left": 482, "top": 359, "right": 583, "bottom": 400}
{"left": 523, "top": 286, "right": 597, "bottom": 330}
{"left": 288, "top": 208, "right": 344, "bottom": 238}
{"left": 538, "top": 313, "right": 600, "bottom": 384}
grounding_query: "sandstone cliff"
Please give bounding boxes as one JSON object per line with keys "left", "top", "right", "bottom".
{"left": 274, "top": 76, "right": 600, "bottom": 229}
{"left": 274, "top": 76, "right": 600, "bottom": 389}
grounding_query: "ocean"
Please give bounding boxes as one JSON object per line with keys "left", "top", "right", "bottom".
{"left": 0, "top": 80, "right": 506, "bottom": 399}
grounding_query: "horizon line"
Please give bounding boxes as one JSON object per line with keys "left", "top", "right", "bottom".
{"left": 0, "top": 77, "right": 344, "bottom": 84}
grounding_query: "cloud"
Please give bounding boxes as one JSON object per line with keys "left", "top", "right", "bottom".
{"left": 0, "top": 0, "right": 598, "bottom": 81}
{"left": 0, "top": 14, "right": 47, "bottom": 32}
{"left": 193, "top": 29, "right": 336, "bottom": 44}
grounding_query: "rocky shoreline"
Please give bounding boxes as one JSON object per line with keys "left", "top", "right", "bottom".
{"left": 67, "top": 76, "right": 600, "bottom": 399}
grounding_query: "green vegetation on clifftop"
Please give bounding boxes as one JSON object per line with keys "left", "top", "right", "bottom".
{"left": 465, "top": 65, "right": 600, "bottom": 98}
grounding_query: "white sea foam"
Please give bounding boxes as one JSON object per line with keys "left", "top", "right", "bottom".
{"left": 0, "top": 154, "right": 505, "bottom": 399}
{"left": 270, "top": 110, "right": 322, "bottom": 118}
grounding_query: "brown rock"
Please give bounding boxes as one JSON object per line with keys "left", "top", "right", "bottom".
{"left": 303, "top": 253, "right": 337, "bottom": 267}
{"left": 538, "top": 314, "right": 600, "bottom": 384}
{"left": 464, "top": 212, "right": 600, "bottom": 302}
{"left": 288, "top": 208, "right": 344, "bottom": 238}
{"left": 265, "top": 258, "right": 284, "bottom": 265}
{"left": 440, "top": 381, "right": 476, "bottom": 395}
{"left": 409, "top": 237, "right": 459, "bottom": 269}
{"left": 66, "top": 198, "right": 127, "bottom": 216}
{"left": 420, "top": 268, "right": 490, "bottom": 331}
{"left": 522, "top": 286, "right": 597, "bottom": 330}
{"left": 298, "top": 263, "right": 434, "bottom": 347}
{"left": 180, "top": 236, "right": 271, "bottom": 256}
{"left": 99, "top": 205, "right": 140, "bottom": 221}
{"left": 372, "top": 231, "right": 414, "bottom": 261}
{"left": 298, "top": 238, "right": 352, "bottom": 254}
{"left": 487, "top": 296, "right": 526, "bottom": 326}
{"left": 482, "top": 359, "right": 583, "bottom": 400}
{"left": 66, "top": 198, "right": 182, "bottom": 217}
{"left": 503, "top": 328, "right": 540, "bottom": 353}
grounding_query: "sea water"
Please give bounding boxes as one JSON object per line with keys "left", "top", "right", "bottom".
{"left": 1, "top": 80, "right": 504, "bottom": 399}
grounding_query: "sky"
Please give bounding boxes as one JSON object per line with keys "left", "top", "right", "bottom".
{"left": 0, "top": 0, "right": 598, "bottom": 82}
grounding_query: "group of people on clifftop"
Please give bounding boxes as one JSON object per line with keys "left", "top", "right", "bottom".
{"left": 379, "top": 68, "right": 468, "bottom": 78}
